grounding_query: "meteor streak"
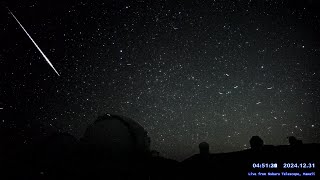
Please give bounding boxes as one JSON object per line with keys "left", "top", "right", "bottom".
{"left": 7, "top": 8, "right": 60, "bottom": 76}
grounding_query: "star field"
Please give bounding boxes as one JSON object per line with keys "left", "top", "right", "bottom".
{"left": 1, "top": 0, "right": 320, "bottom": 161}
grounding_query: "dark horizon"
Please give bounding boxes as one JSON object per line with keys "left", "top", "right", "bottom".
{"left": 1, "top": 108, "right": 319, "bottom": 162}
{"left": 1, "top": 112, "right": 319, "bottom": 179}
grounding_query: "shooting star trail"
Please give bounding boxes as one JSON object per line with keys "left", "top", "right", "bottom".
{"left": 7, "top": 8, "right": 60, "bottom": 76}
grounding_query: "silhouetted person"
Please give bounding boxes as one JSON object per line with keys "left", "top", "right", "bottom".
{"left": 249, "top": 136, "right": 264, "bottom": 151}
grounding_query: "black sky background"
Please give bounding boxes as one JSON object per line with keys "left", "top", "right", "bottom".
{"left": 1, "top": 0, "right": 320, "bottom": 161}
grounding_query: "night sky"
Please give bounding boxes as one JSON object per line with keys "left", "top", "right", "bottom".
{"left": 1, "top": 0, "right": 320, "bottom": 161}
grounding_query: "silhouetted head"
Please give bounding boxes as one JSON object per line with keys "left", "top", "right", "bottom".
{"left": 199, "top": 142, "right": 209, "bottom": 154}
{"left": 249, "top": 136, "right": 264, "bottom": 150}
